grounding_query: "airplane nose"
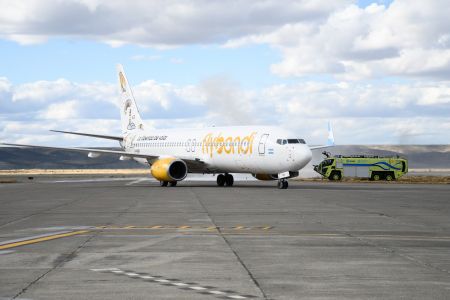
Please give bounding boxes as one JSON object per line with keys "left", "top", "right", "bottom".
{"left": 297, "top": 145, "right": 312, "bottom": 169}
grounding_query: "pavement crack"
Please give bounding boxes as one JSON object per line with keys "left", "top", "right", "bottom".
{"left": 12, "top": 231, "right": 96, "bottom": 299}
{"left": 189, "top": 188, "right": 269, "bottom": 300}
{"left": 344, "top": 232, "right": 450, "bottom": 277}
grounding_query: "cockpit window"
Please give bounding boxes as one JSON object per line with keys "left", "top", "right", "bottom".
{"left": 276, "top": 139, "right": 288, "bottom": 145}
{"left": 286, "top": 138, "right": 306, "bottom": 144}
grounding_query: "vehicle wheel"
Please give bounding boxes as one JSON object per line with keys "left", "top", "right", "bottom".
{"left": 169, "top": 181, "right": 177, "bottom": 187}
{"left": 330, "top": 172, "right": 341, "bottom": 181}
{"left": 371, "top": 173, "right": 381, "bottom": 181}
{"left": 160, "top": 181, "right": 168, "bottom": 187}
{"left": 283, "top": 180, "right": 289, "bottom": 189}
{"left": 385, "top": 174, "right": 394, "bottom": 181}
{"left": 216, "top": 174, "right": 225, "bottom": 186}
{"left": 225, "top": 174, "right": 234, "bottom": 186}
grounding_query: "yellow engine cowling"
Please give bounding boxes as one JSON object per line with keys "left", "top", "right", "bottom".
{"left": 252, "top": 174, "right": 278, "bottom": 181}
{"left": 150, "top": 158, "right": 188, "bottom": 182}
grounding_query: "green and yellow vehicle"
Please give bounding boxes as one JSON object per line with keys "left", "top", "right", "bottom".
{"left": 314, "top": 153, "right": 408, "bottom": 181}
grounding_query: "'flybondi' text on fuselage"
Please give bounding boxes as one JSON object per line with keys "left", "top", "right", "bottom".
{"left": 202, "top": 132, "right": 256, "bottom": 158}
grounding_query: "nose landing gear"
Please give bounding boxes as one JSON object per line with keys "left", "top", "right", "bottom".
{"left": 277, "top": 179, "right": 289, "bottom": 189}
{"left": 216, "top": 173, "right": 234, "bottom": 187}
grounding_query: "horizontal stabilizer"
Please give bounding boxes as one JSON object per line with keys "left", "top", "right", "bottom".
{"left": 50, "top": 130, "right": 123, "bottom": 141}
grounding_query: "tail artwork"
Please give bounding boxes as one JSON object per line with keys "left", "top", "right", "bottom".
{"left": 117, "top": 64, "right": 144, "bottom": 134}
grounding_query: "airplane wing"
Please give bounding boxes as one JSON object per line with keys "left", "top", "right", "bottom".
{"left": 309, "top": 121, "right": 335, "bottom": 150}
{"left": 1, "top": 142, "right": 155, "bottom": 159}
{"left": 309, "top": 144, "right": 334, "bottom": 150}
{"left": 1, "top": 142, "right": 207, "bottom": 171}
{"left": 50, "top": 130, "right": 123, "bottom": 141}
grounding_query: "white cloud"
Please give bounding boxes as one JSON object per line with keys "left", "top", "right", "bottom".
{"left": 1, "top": 0, "right": 448, "bottom": 81}
{"left": 225, "top": 0, "right": 450, "bottom": 80}
{"left": 0, "top": 0, "right": 349, "bottom": 46}
{"left": 39, "top": 100, "right": 80, "bottom": 120}
{"left": 1, "top": 76, "right": 449, "bottom": 145}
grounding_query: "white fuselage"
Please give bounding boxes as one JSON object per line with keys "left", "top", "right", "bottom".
{"left": 123, "top": 125, "right": 312, "bottom": 175}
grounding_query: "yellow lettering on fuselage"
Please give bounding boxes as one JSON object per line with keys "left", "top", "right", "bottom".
{"left": 202, "top": 132, "right": 256, "bottom": 158}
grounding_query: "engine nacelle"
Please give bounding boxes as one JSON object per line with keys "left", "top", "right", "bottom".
{"left": 150, "top": 158, "right": 188, "bottom": 182}
{"left": 252, "top": 174, "right": 278, "bottom": 181}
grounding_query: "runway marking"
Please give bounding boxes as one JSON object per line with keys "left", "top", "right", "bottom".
{"left": 0, "top": 230, "right": 90, "bottom": 250}
{"left": 93, "top": 225, "right": 273, "bottom": 231}
{"left": 91, "top": 268, "right": 257, "bottom": 299}
{"left": 126, "top": 178, "right": 150, "bottom": 186}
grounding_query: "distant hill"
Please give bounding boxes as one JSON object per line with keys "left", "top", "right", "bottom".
{"left": 0, "top": 145, "right": 448, "bottom": 170}
{"left": 0, "top": 147, "right": 144, "bottom": 169}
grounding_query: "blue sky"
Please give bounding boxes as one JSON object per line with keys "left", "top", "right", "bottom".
{"left": 0, "top": 0, "right": 449, "bottom": 146}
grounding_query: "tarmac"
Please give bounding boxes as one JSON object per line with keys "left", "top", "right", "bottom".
{"left": 0, "top": 177, "right": 450, "bottom": 299}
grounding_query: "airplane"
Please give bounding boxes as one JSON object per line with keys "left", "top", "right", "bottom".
{"left": 2, "top": 64, "right": 334, "bottom": 189}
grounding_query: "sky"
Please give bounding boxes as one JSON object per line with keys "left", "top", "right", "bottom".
{"left": 0, "top": 0, "right": 449, "bottom": 146}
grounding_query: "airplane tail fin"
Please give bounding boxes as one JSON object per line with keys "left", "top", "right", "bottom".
{"left": 117, "top": 64, "right": 144, "bottom": 135}
{"left": 327, "top": 121, "right": 335, "bottom": 146}
{"left": 309, "top": 121, "right": 335, "bottom": 150}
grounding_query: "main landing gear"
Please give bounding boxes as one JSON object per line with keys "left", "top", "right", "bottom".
{"left": 216, "top": 173, "right": 234, "bottom": 187}
{"left": 160, "top": 181, "right": 177, "bottom": 187}
{"left": 277, "top": 179, "right": 289, "bottom": 189}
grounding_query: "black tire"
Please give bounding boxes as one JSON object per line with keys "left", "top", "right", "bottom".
{"left": 278, "top": 180, "right": 288, "bottom": 189}
{"left": 216, "top": 174, "right": 225, "bottom": 186}
{"left": 277, "top": 180, "right": 283, "bottom": 189}
{"left": 329, "top": 171, "right": 341, "bottom": 181}
{"left": 371, "top": 173, "right": 381, "bottom": 181}
{"left": 225, "top": 174, "right": 234, "bottom": 186}
{"left": 160, "top": 181, "right": 168, "bottom": 187}
{"left": 169, "top": 181, "right": 177, "bottom": 187}
{"left": 385, "top": 173, "right": 394, "bottom": 181}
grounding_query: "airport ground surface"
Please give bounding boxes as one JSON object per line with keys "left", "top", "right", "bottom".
{"left": 0, "top": 177, "right": 450, "bottom": 300}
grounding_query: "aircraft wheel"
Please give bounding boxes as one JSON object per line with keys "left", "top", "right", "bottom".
{"left": 278, "top": 180, "right": 288, "bottom": 189}
{"left": 169, "top": 181, "right": 177, "bottom": 187}
{"left": 160, "top": 181, "right": 168, "bottom": 187}
{"left": 216, "top": 174, "right": 225, "bottom": 186}
{"left": 225, "top": 174, "right": 234, "bottom": 186}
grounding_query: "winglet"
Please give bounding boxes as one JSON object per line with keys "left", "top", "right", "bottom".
{"left": 327, "top": 121, "right": 335, "bottom": 146}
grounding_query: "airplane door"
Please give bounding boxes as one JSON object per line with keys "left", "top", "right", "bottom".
{"left": 258, "top": 134, "right": 269, "bottom": 155}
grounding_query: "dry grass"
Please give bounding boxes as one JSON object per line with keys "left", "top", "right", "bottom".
{"left": 0, "top": 178, "right": 17, "bottom": 184}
